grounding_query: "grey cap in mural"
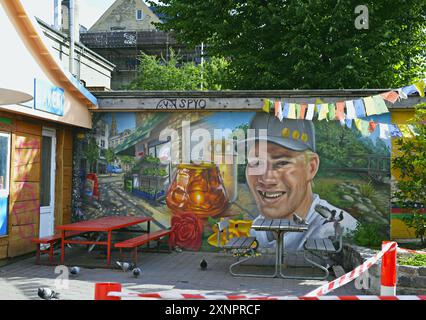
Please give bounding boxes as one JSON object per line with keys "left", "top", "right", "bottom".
{"left": 247, "top": 113, "right": 316, "bottom": 152}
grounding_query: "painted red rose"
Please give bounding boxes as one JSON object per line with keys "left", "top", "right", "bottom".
{"left": 169, "top": 212, "right": 203, "bottom": 251}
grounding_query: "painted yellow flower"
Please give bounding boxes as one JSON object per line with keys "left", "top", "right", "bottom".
{"left": 208, "top": 219, "right": 253, "bottom": 247}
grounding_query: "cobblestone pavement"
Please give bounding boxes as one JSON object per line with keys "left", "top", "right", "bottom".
{"left": 0, "top": 248, "right": 363, "bottom": 300}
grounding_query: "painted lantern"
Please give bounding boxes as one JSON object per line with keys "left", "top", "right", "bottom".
{"left": 166, "top": 163, "right": 229, "bottom": 218}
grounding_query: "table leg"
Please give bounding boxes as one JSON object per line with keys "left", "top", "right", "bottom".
{"left": 279, "top": 232, "right": 315, "bottom": 280}
{"left": 61, "top": 230, "right": 65, "bottom": 264}
{"left": 49, "top": 244, "right": 54, "bottom": 265}
{"left": 36, "top": 244, "right": 40, "bottom": 264}
{"left": 107, "top": 231, "right": 112, "bottom": 267}
{"left": 275, "top": 231, "right": 283, "bottom": 278}
{"left": 147, "top": 220, "right": 151, "bottom": 248}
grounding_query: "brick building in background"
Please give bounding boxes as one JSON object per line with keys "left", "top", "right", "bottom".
{"left": 80, "top": 0, "right": 202, "bottom": 90}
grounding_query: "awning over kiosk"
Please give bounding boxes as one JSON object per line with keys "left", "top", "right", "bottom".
{"left": 0, "top": 88, "right": 33, "bottom": 105}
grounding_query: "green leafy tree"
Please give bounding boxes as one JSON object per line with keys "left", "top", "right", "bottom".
{"left": 392, "top": 106, "right": 426, "bottom": 244}
{"left": 105, "top": 148, "right": 116, "bottom": 165}
{"left": 118, "top": 155, "right": 135, "bottom": 173}
{"left": 83, "top": 137, "right": 100, "bottom": 173}
{"left": 127, "top": 49, "right": 231, "bottom": 90}
{"left": 151, "top": 0, "right": 426, "bottom": 89}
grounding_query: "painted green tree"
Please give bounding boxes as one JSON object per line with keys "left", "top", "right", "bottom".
{"left": 83, "top": 137, "right": 100, "bottom": 173}
{"left": 151, "top": 0, "right": 426, "bottom": 90}
{"left": 126, "top": 49, "right": 231, "bottom": 90}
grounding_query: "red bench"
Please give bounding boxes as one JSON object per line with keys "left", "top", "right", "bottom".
{"left": 32, "top": 231, "right": 85, "bottom": 264}
{"left": 115, "top": 230, "right": 172, "bottom": 264}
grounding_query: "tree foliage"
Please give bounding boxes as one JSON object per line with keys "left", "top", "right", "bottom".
{"left": 315, "top": 120, "right": 389, "bottom": 170}
{"left": 392, "top": 106, "right": 426, "bottom": 243}
{"left": 127, "top": 49, "right": 231, "bottom": 90}
{"left": 105, "top": 148, "right": 116, "bottom": 165}
{"left": 151, "top": 0, "right": 426, "bottom": 90}
{"left": 83, "top": 137, "right": 100, "bottom": 173}
{"left": 392, "top": 106, "right": 426, "bottom": 207}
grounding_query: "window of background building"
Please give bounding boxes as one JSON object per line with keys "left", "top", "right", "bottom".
{"left": 136, "top": 10, "right": 143, "bottom": 21}
{"left": 0, "top": 132, "right": 10, "bottom": 236}
{"left": 0, "top": 133, "right": 11, "bottom": 195}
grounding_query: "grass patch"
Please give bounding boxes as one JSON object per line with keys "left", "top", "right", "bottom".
{"left": 313, "top": 182, "right": 352, "bottom": 209}
{"left": 345, "top": 222, "right": 386, "bottom": 249}
{"left": 398, "top": 254, "right": 426, "bottom": 267}
{"left": 358, "top": 181, "right": 378, "bottom": 199}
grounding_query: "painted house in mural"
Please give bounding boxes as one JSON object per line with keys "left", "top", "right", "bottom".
{"left": 0, "top": 0, "right": 96, "bottom": 259}
{"left": 80, "top": 0, "right": 203, "bottom": 89}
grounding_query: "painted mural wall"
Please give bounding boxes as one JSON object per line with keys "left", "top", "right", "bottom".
{"left": 77, "top": 111, "right": 391, "bottom": 252}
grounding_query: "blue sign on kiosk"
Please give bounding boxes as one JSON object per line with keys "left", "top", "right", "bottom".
{"left": 34, "top": 78, "right": 64, "bottom": 116}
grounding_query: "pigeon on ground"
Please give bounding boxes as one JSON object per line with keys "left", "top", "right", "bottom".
{"left": 200, "top": 259, "right": 207, "bottom": 270}
{"left": 116, "top": 261, "right": 135, "bottom": 272}
{"left": 132, "top": 267, "right": 141, "bottom": 278}
{"left": 38, "top": 287, "right": 60, "bottom": 300}
{"left": 70, "top": 266, "right": 80, "bottom": 276}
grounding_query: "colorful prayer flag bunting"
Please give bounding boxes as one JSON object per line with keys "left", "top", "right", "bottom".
{"left": 306, "top": 104, "right": 315, "bottom": 120}
{"left": 379, "top": 124, "right": 391, "bottom": 140}
{"left": 295, "top": 104, "right": 301, "bottom": 119}
{"left": 288, "top": 103, "right": 297, "bottom": 119}
{"left": 389, "top": 124, "right": 403, "bottom": 138}
{"left": 277, "top": 102, "right": 283, "bottom": 121}
{"left": 318, "top": 103, "right": 329, "bottom": 121}
{"left": 363, "top": 96, "right": 377, "bottom": 116}
{"left": 300, "top": 104, "right": 307, "bottom": 119}
{"left": 345, "top": 101, "right": 356, "bottom": 119}
{"left": 368, "top": 120, "right": 377, "bottom": 133}
{"left": 401, "top": 85, "right": 417, "bottom": 98}
{"left": 381, "top": 91, "right": 399, "bottom": 103}
{"left": 262, "top": 99, "right": 271, "bottom": 113}
{"left": 354, "top": 99, "right": 366, "bottom": 118}
{"left": 414, "top": 81, "right": 425, "bottom": 97}
{"left": 274, "top": 100, "right": 280, "bottom": 117}
{"left": 408, "top": 125, "right": 419, "bottom": 136}
{"left": 360, "top": 119, "right": 371, "bottom": 136}
{"left": 336, "top": 102, "right": 345, "bottom": 121}
{"left": 372, "top": 95, "right": 389, "bottom": 114}
{"left": 399, "top": 124, "right": 414, "bottom": 138}
{"left": 327, "top": 103, "right": 336, "bottom": 121}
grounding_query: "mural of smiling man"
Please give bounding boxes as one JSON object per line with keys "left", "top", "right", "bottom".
{"left": 245, "top": 113, "right": 358, "bottom": 252}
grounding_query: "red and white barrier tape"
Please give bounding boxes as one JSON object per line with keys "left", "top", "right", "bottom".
{"left": 107, "top": 291, "right": 426, "bottom": 300}
{"left": 304, "top": 241, "right": 397, "bottom": 297}
{"left": 398, "top": 247, "right": 426, "bottom": 255}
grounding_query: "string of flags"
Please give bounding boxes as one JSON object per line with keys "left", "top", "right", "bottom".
{"left": 262, "top": 80, "right": 425, "bottom": 140}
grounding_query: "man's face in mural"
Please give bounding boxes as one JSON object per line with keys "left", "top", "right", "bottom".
{"left": 246, "top": 142, "right": 320, "bottom": 219}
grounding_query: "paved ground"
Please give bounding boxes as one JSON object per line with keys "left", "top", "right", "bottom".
{"left": 0, "top": 247, "right": 363, "bottom": 300}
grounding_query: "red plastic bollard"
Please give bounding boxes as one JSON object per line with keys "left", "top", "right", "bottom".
{"left": 94, "top": 283, "right": 122, "bottom": 300}
{"left": 380, "top": 241, "right": 397, "bottom": 296}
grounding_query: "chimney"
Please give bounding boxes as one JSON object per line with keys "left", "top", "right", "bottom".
{"left": 53, "top": 0, "right": 61, "bottom": 31}
{"left": 61, "top": 0, "right": 80, "bottom": 42}
{"left": 61, "top": 0, "right": 80, "bottom": 76}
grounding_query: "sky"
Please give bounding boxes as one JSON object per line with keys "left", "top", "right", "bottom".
{"left": 21, "top": 0, "right": 142, "bottom": 29}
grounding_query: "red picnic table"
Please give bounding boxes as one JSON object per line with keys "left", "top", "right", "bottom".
{"left": 56, "top": 216, "right": 153, "bottom": 267}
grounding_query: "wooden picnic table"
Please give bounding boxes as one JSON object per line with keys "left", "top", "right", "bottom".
{"left": 251, "top": 217, "right": 308, "bottom": 279}
{"left": 56, "top": 216, "right": 153, "bottom": 267}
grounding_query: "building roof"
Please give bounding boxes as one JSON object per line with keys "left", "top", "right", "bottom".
{"left": 36, "top": 18, "right": 116, "bottom": 70}
{"left": 89, "top": 0, "right": 161, "bottom": 33}
{"left": 1, "top": 0, "right": 98, "bottom": 110}
{"left": 114, "top": 113, "right": 168, "bottom": 156}
{"left": 92, "top": 90, "right": 426, "bottom": 112}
